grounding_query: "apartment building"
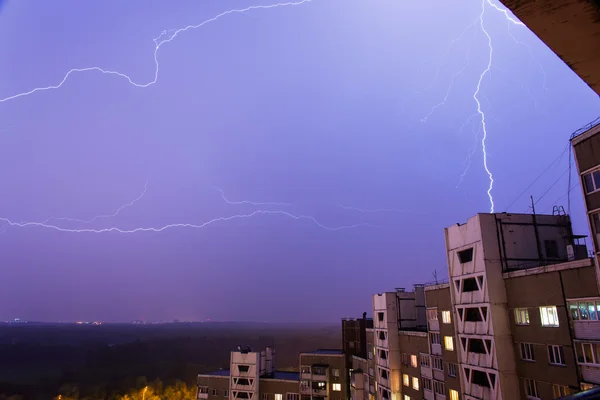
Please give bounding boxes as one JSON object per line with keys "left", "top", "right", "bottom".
{"left": 197, "top": 346, "right": 347, "bottom": 400}
{"left": 366, "top": 327, "right": 376, "bottom": 400}
{"left": 423, "top": 283, "right": 461, "bottom": 400}
{"left": 570, "top": 117, "right": 600, "bottom": 390}
{"left": 300, "top": 349, "right": 347, "bottom": 400}
{"left": 351, "top": 355, "right": 369, "bottom": 400}
{"left": 444, "top": 211, "right": 596, "bottom": 399}
{"left": 343, "top": 314, "right": 374, "bottom": 395}
{"left": 372, "top": 286, "right": 427, "bottom": 400}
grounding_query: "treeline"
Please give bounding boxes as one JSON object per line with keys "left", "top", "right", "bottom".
{"left": 49, "top": 378, "right": 196, "bottom": 400}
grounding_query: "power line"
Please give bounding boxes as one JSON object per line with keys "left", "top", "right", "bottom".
{"left": 534, "top": 167, "right": 570, "bottom": 206}
{"left": 542, "top": 182, "right": 580, "bottom": 214}
{"left": 505, "top": 143, "right": 569, "bottom": 211}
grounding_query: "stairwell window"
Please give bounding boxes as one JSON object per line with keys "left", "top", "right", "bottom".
{"left": 410, "top": 354, "right": 417, "bottom": 368}
{"left": 274, "top": 394, "right": 283, "bottom": 400}
{"left": 515, "top": 308, "right": 530, "bottom": 325}
{"left": 540, "top": 306, "right": 560, "bottom": 327}
{"left": 548, "top": 345, "right": 565, "bottom": 366}
{"left": 332, "top": 384, "right": 341, "bottom": 392}
{"left": 449, "top": 389, "right": 459, "bottom": 400}
{"left": 457, "top": 248, "right": 474, "bottom": 263}
{"left": 402, "top": 374, "right": 409, "bottom": 387}
{"left": 412, "top": 377, "right": 419, "bottom": 390}
{"left": 524, "top": 379, "right": 539, "bottom": 399}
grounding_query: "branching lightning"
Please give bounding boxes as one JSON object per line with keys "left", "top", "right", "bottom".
{"left": 41, "top": 179, "right": 149, "bottom": 225}
{"left": 338, "top": 205, "right": 423, "bottom": 215}
{"left": 421, "top": 0, "right": 528, "bottom": 213}
{"left": 0, "top": 1, "right": 312, "bottom": 104}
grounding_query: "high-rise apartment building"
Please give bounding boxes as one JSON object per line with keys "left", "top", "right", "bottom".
{"left": 197, "top": 346, "right": 348, "bottom": 400}
{"left": 343, "top": 314, "right": 374, "bottom": 396}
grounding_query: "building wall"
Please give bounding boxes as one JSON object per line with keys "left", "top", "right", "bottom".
{"left": 299, "top": 353, "right": 347, "bottom": 400}
{"left": 366, "top": 328, "right": 376, "bottom": 400}
{"left": 351, "top": 356, "right": 368, "bottom": 400}
{"left": 504, "top": 267, "right": 582, "bottom": 398}
{"left": 260, "top": 379, "right": 300, "bottom": 400}
{"left": 424, "top": 284, "right": 462, "bottom": 398}
{"left": 398, "top": 331, "right": 428, "bottom": 400}
{"left": 198, "top": 375, "right": 230, "bottom": 400}
{"left": 373, "top": 292, "right": 401, "bottom": 400}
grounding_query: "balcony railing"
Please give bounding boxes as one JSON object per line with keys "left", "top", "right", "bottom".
{"left": 571, "top": 116, "right": 600, "bottom": 140}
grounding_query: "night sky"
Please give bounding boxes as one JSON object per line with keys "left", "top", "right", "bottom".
{"left": 0, "top": 0, "right": 598, "bottom": 323}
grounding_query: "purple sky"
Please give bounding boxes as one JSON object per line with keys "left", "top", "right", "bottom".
{"left": 0, "top": 0, "right": 598, "bottom": 323}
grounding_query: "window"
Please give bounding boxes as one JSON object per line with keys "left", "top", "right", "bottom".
{"left": 300, "top": 381, "right": 309, "bottom": 390}
{"left": 433, "top": 381, "right": 445, "bottom": 395}
{"left": 465, "top": 307, "right": 484, "bottom": 322}
{"left": 286, "top": 395, "right": 298, "bottom": 400}
{"left": 348, "top": 341, "right": 355, "bottom": 349}
{"left": 515, "top": 308, "right": 530, "bottom": 325}
{"left": 420, "top": 354, "right": 430, "bottom": 367}
{"left": 575, "top": 342, "right": 600, "bottom": 364}
{"left": 412, "top": 377, "right": 419, "bottom": 390}
{"left": 569, "top": 300, "right": 600, "bottom": 321}
{"left": 427, "top": 309, "right": 438, "bottom": 321}
{"left": 444, "top": 336, "right": 454, "bottom": 351}
{"left": 312, "top": 367, "right": 325, "bottom": 376}
{"left": 403, "top": 396, "right": 410, "bottom": 400}
{"left": 423, "top": 378, "right": 432, "bottom": 391}
{"left": 236, "top": 393, "right": 250, "bottom": 399}
{"left": 238, "top": 365, "right": 250, "bottom": 373}
{"left": 461, "top": 277, "right": 479, "bottom": 292}
{"left": 448, "top": 363, "right": 457, "bottom": 377}
{"left": 213, "top": 390, "right": 218, "bottom": 396}
{"left": 449, "top": 390, "right": 459, "bottom": 400}
{"left": 430, "top": 332, "right": 441, "bottom": 345}
{"left": 401, "top": 353, "right": 409, "bottom": 366}
{"left": 410, "top": 354, "right": 417, "bottom": 368}
{"left": 552, "top": 385, "right": 571, "bottom": 398}
{"left": 377, "top": 312, "right": 384, "bottom": 322}
{"left": 301, "top": 366, "right": 311, "bottom": 374}
{"left": 442, "top": 310, "right": 451, "bottom": 324}
{"left": 403, "top": 374, "right": 409, "bottom": 387}
{"left": 224, "top": 392, "right": 229, "bottom": 397}
{"left": 545, "top": 239, "right": 559, "bottom": 258}
{"left": 332, "top": 369, "right": 340, "bottom": 377}
{"left": 275, "top": 395, "right": 283, "bottom": 400}
{"left": 583, "top": 170, "right": 600, "bottom": 194}
{"left": 520, "top": 343, "right": 535, "bottom": 361}
{"left": 332, "top": 384, "right": 341, "bottom": 392}
{"left": 472, "top": 370, "right": 491, "bottom": 388}
{"left": 540, "top": 306, "right": 560, "bottom": 327}
{"left": 263, "top": 395, "right": 269, "bottom": 400}
{"left": 458, "top": 248, "right": 474, "bottom": 263}
{"left": 432, "top": 357, "right": 443, "bottom": 371}
{"left": 378, "top": 331, "right": 386, "bottom": 340}
{"left": 548, "top": 345, "right": 565, "bottom": 365}
{"left": 524, "top": 379, "right": 539, "bottom": 399}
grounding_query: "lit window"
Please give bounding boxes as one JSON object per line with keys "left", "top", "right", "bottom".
{"left": 515, "top": 308, "right": 530, "bottom": 325}
{"left": 332, "top": 384, "right": 341, "bottom": 392}
{"left": 444, "top": 336, "right": 454, "bottom": 351}
{"left": 540, "top": 306, "right": 559, "bottom": 327}
{"left": 449, "top": 389, "right": 459, "bottom": 400}
{"left": 442, "top": 311, "right": 451, "bottom": 324}
{"left": 275, "top": 395, "right": 283, "bottom": 400}
{"left": 552, "top": 384, "right": 571, "bottom": 398}
{"left": 410, "top": 355, "right": 417, "bottom": 368}
{"left": 412, "top": 377, "right": 419, "bottom": 390}
{"left": 403, "top": 374, "right": 409, "bottom": 387}
{"left": 403, "top": 396, "right": 410, "bottom": 400}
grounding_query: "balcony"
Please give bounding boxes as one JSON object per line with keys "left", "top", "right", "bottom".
{"left": 461, "top": 320, "right": 492, "bottom": 336}
{"left": 580, "top": 364, "right": 600, "bottom": 385}
{"left": 378, "top": 377, "right": 389, "bottom": 389}
{"left": 431, "top": 344, "right": 442, "bottom": 355}
{"left": 376, "top": 357, "right": 389, "bottom": 369}
{"left": 421, "top": 365, "right": 432, "bottom": 379}
{"left": 312, "top": 388, "right": 327, "bottom": 397}
{"left": 197, "top": 394, "right": 208, "bottom": 400}
{"left": 428, "top": 320, "right": 440, "bottom": 332}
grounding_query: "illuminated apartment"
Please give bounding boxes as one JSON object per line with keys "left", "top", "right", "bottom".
{"left": 299, "top": 349, "right": 347, "bottom": 400}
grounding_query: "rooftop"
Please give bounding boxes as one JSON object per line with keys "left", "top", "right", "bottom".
{"left": 200, "top": 370, "right": 300, "bottom": 381}
{"left": 302, "top": 349, "right": 344, "bottom": 355}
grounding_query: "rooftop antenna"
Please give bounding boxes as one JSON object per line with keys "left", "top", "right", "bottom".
{"left": 432, "top": 270, "right": 439, "bottom": 285}
{"left": 530, "top": 195, "right": 536, "bottom": 215}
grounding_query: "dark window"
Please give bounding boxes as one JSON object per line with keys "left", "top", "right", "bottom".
{"left": 458, "top": 248, "right": 474, "bottom": 263}
{"left": 238, "top": 365, "right": 249, "bottom": 373}
{"left": 378, "top": 312, "right": 384, "bottom": 322}
{"left": 465, "top": 307, "right": 483, "bottom": 322}
{"left": 380, "top": 369, "right": 388, "bottom": 379}
{"left": 462, "top": 277, "right": 479, "bottom": 292}
{"left": 380, "top": 350, "right": 387, "bottom": 359}
{"left": 379, "top": 331, "right": 386, "bottom": 340}
{"left": 468, "top": 339, "right": 486, "bottom": 354}
{"left": 584, "top": 173, "right": 595, "bottom": 193}
{"left": 237, "top": 378, "right": 250, "bottom": 386}
{"left": 237, "top": 392, "right": 250, "bottom": 399}
{"left": 472, "top": 370, "right": 490, "bottom": 387}
{"left": 545, "top": 240, "right": 559, "bottom": 258}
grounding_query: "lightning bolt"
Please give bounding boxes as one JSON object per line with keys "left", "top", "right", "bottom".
{"left": 0, "top": 210, "right": 368, "bottom": 234}
{"left": 215, "top": 187, "right": 291, "bottom": 207}
{"left": 41, "top": 179, "right": 149, "bottom": 225}
{"left": 338, "top": 205, "right": 422, "bottom": 214}
{"left": 0, "top": 1, "right": 312, "bottom": 104}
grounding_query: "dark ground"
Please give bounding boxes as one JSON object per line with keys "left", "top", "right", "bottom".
{"left": 0, "top": 321, "right": 340, "bottom": 400}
